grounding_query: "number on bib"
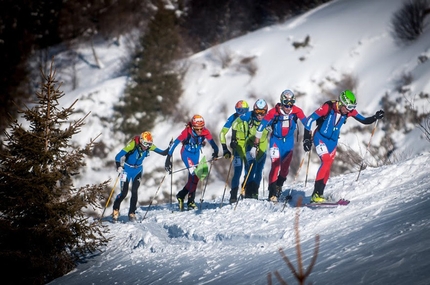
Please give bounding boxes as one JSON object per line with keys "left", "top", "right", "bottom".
{"left": 270, "top": 147, "right": 280, "bottom": 159}
{"left": 315, "top": 143, "right": 328, "bottom": 156}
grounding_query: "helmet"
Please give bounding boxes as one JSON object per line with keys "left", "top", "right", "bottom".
{"left": 140, "top": 131, "right": 153, "bottom": 148}
{"left": 339, "top": 90, "right": 357, "bottom": 111}
{"left": 235, "top": 100, "right": 249, "bottom": 115}
{"left": 280, "top": 89, "right": 295, "bottom": 106}
{"left": 253, "top": 99, "right": 268, "bottom": 116}
{"left": 191, "top": 114, "right": 205, "bottom": 128}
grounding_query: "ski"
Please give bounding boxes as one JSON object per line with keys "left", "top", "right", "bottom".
{"left": 304, "top": 198, "right": 350, "bottom": 208}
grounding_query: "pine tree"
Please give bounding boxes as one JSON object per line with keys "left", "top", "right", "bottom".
{"left": 0, "top": 62, "right": 110, "bottom": 285}
{"left": 115, "top": 0, "right": 184, "bottom": 137}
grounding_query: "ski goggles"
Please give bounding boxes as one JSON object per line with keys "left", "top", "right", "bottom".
{"left": 281, "top": 98, "right": 295, "bottom": 106}
{"left": 193, "top": 127, "right": 204, "bottom": 132}
{"left": 340, "top": 102, "right": 357, "bottom": 111}
{"left": 254, "top": 109, "right": 267, "bottom": 116}
{"left": 141, "top": 141, "right": 153, "bottom": 148}
{"left": 236, "top": 107, "right": 248, "bottom": 115}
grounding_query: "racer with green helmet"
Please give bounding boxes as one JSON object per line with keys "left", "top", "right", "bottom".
{"left": 303, "top": 89, "right": 384, "bottom": 203}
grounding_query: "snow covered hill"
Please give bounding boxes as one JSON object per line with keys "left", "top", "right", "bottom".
{"left": 50, "top": 153, "right": 430, "bottom": 285}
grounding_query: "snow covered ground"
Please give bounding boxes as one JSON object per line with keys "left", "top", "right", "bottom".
{"left": 46, "top": 0, "right": 430, "bottom": 284}
{"left": 50, "top": 153, "right": 430, "bottom": 285}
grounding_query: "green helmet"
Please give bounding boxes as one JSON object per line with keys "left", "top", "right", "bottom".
{"left": 339, "top": 90, "right": 357, "bottom": 111}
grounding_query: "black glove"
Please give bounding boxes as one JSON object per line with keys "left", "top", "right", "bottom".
{"left": 159, "top": 148, "right": 169, "bottom": 156}
{"left": 165, "top": 155, "right": 172, "bottom": 173}
{"left": 303, "top": 139, "right": 312, "bottom": 152}
{"left": 212, "top": 151, "right": 218, "bottom": 160}
{"left": 303, "top": 129, "right": 311, "bottom": 141}
{"left": 230, "top": 140, "right": 238, "bottom": 150}
{"left": 222, "top": 144, "right": 232, "bottom": 159}
{"left": 374, "top": 110, "right": 384, "bottom": 120}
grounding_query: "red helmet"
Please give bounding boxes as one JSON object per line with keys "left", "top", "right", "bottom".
{"left": 191, "top": 114, "right": 205, "bottom": 128}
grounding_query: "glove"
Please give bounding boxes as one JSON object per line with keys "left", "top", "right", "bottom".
{"left": 165, "top": 155, "right": 172, "bottom": 173}
{"left": 303, "top": 139, "right": 312, "bottom": 152}
{"left": 230, "top": 140, "right": 238, "bottom": 150}
{"left": 249, "top": 146, "right": 258, "bottom": 159}
{"left": 212, "top": 151, "right": 218, "bottom": 160}
{"left": 117, "top": 166, "right": 123, "bottom": 174}
{"left": 222, "top": 144, "right": 232, "bottom": 159}
{"left": 303, "top": 129, "right": 311, "bottom": 141}
{"left": 375, "top": 110, "right": 384, "bottom": 120}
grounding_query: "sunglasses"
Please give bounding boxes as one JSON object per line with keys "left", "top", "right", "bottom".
{"left": 254, "top": 109, "right": 267, "bottom": 115}
{"left": 193, "top": 127, "right": 203, "bottom": 132}
{"left": 340, "top": 102, "right": 357, "bottom": 111}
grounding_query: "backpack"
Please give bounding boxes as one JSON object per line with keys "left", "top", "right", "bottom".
{"left": 125, "top": 135, "right": 142, "bottom": 160}
{"left": 315, "top": 100, "right": 347, "bottom": 130}
{"left": 270, "top": 104, "right": 299, "bottom": 141}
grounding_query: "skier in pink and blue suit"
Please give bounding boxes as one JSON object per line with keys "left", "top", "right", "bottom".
{"left": 303, "top": 90, "right": 384, "bottom": 203}
{"left": 165, "top": 114, "right": 219, "bottom": 211}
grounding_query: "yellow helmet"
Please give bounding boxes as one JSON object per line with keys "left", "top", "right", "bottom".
{"left": 140, "top": 131, "right": 153, "bottom": 147}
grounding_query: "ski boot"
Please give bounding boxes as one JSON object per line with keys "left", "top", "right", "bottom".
{"left": 128, "top": 213, "right": 136, "bottom": 222}
{"left": 311, "top": 193, "right": 326, "bottom": 203}
{"left": 112, "top": 209, "right": 119, "bottom": 222}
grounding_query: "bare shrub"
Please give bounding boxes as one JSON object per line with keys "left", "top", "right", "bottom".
{"left": 319, "top": 73, "right": 358, "bottom": 105}
{"left": 235, "top": 55, "right": 258, "bottom": 77}
{"left": 390, "top": 0, "right": 430, "bottom": 45}
{"left": 212, "top": 47, "right": 234, "bottom": 69}
{"left": 292, "top": 35, "right": 310, "bottom": 49}
{"left": 268, "top": 197, "right": 319, "bottom": 285}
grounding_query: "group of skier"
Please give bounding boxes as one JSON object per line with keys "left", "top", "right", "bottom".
{"left": 111, "top": 89, "right": 384, "bottom": 220}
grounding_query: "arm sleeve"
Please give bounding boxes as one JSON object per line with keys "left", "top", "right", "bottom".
{"left": 167, "top": 139, "right": 181, "bottom": 156}
{"left": 151, "top": 144, "right": 168, "bottom": 156}
{"left": 352, "top": 110, "right": 377, "bottom": 125}
{"left": 219, "top": 114, "right": 236, "bottom": 144}
{"left": 219, "top": 126, "right": 230, "bottom": 144}
{"left": 209, "top": 139, "right": 219, "bottom": 154}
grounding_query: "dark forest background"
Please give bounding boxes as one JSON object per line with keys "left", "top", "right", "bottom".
{"left": 0, "top": 0, "right": 330, "bottom": 135}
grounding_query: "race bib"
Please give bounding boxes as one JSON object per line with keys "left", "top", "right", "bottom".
{"left": 120, "top": 172, "right": 127, "bottom": 182}
{"left": 233, "top": 156, "right": 242, "bottom": 167}
{"left": 315, "top": 143, "right": 329, "bottom": 156}
{"left": 270, "top": 147, "right": 280, "bottom": 159}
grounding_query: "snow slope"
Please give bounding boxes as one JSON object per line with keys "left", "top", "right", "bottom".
{"left": 50, "top": 153, "right": 430, "bottom": 285}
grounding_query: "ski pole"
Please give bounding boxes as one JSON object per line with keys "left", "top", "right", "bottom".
{"left": 234, "top": 161, "right": 254, "bottom": 211}
{"left": 172, "top": 156, "right": 221, "bottom": 174}
{"left": 304, "top": 149, "right": 312, "bottom": 187}
{"left": 220, "top": 155, "right": 234, "bottom": 208}
{"left": 141, "top": 173, "right": 167, "bottom": 222}
{"left": 99, "top": 173, "right": 120, "bottom": 221}
{"left": 170, "top": 154, "right": 174, "bottom": 213}
{"left": 356, "top": 119, "right": 379, "bottom": 182}
{"left": 199, "top": 159, "right": 215, "bottom": 210}
{"left": 294, "top": 156, "right": 305, "bottom": 182}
